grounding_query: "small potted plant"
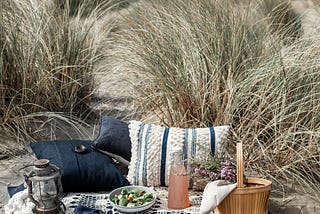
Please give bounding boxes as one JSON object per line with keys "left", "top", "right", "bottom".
{"left": 190, "top": 153, "right": 236, "bottom": 191}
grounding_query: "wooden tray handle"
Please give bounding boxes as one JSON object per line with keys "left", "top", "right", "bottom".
{"left": 237, "top": 142, "right": 244, "bottom": 188}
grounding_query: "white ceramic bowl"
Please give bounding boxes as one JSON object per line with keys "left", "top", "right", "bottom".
{"left": 109, "top": 186, "right": 156, "bottom": 213}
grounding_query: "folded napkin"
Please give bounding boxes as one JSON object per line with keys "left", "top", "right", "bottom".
{"left": 74, "top": 205, "right": 106, "bottom": 214}
{"left": 199, "top": 180, "right": 237, "bottom": 214}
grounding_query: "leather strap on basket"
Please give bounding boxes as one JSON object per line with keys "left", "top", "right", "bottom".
{"left": 237, "top": 142, "right": 244, "bottom": 188}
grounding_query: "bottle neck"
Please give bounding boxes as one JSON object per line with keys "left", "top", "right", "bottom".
{"left": 172, "top": 152, "right": 184, "bottom": 164}
{"left": 171, "top": 151, "right": 188, "bottom": 176}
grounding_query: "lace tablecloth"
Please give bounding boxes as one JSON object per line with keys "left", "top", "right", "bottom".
{"left": 62, "top": 187, "right": 203, "bottom": 214}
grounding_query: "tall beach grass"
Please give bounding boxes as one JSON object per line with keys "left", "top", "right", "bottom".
{"left": 106, "top": 0, "right": 275, "bottom": 126}
{"left": 0, "top": 0, "right": 117, "bottom": 156}
{"left": 232, "top": 36, "right": 320, "bottom": 199}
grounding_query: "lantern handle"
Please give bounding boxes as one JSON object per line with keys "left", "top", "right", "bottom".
{"left": 51, "top": 164, "right": 64, "bottom": 197}
{"left": 18, "top": 164, "right": 35, "bottom": 172}
{"left": 23, "top": 171, "right": 39, "bottom": 207}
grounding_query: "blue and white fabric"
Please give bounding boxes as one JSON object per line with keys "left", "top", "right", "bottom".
{"left": 62, "top": 189, "right": 202, "bottom": 214}
{"left": 5, "top": 187, "right": 202, "bottom": 214}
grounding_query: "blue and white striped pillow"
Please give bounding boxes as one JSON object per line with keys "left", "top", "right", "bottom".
{"left": 127, "top": 120, "right": 230, "bottom": 187}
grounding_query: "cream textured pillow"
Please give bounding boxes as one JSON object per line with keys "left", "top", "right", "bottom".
{"left": 127, "top": 120, "right": 231, "bottom": 187}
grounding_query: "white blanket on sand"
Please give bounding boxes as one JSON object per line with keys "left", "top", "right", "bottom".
{"left": 4, "top": 189, "right": 34, "bottom": 214}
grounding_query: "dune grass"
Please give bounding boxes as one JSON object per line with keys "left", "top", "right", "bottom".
{"left": 0, "top": 0, "right": 117, "bottom": 155}
{"left": 53, "top": 0, "right": 137, "bottom": 17}
{"left": 104, "top": 0, "right": 319, "bottom": 200}
{"left": 106, "top": 0, "right": 274, "bottom": 126}
{"left": 232, "top": 36, "right": 320, "bottom": 198}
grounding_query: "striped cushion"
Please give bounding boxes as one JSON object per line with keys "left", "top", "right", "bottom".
{"left": 127, "top": 120, "right": 230, "bottom": 187}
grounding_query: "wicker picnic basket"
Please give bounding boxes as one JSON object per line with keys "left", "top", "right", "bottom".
{"left": 214, "top": 142, "right": 272, "bottom": 214}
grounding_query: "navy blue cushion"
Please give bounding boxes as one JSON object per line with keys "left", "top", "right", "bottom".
{"left": 30, "top": 140, "right": 130, "bottom": 192}
{"left": 92, "top": 116, "right": 131, "bottom": 165}
{"left": 8, "top": 184, "right": 25, "bottom": 198}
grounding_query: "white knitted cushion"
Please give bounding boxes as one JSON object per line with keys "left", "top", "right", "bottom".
{"left": 127, "top": 120, "right": 231, "bottom": 187}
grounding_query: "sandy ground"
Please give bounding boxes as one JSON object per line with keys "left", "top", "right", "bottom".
{"left": 0, "top": 154, "right": 37, "bottom": 211}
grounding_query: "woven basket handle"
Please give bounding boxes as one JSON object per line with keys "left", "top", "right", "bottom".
{"left": 236, "top": 142, "right": 244, "bottom": 188}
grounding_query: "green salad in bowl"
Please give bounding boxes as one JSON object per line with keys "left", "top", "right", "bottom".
{"left": 109, "top": 186, "right": 156, "bottom": 213}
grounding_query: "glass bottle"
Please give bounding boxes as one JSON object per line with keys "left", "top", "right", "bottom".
{"left": 167, "top": 147, "right": 190, "bottom": 209}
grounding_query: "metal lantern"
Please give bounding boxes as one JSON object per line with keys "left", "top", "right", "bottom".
{"left": 24, "top": 159, "right": 64, "bottom": 214}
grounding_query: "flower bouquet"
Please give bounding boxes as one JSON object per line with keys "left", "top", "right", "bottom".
{"left": 190, "top": 153, "right": 236, "bottom": 191}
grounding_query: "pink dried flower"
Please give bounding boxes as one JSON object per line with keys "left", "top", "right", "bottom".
{"left": 190, "top": 153, "right": 236, "bottom": 183}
